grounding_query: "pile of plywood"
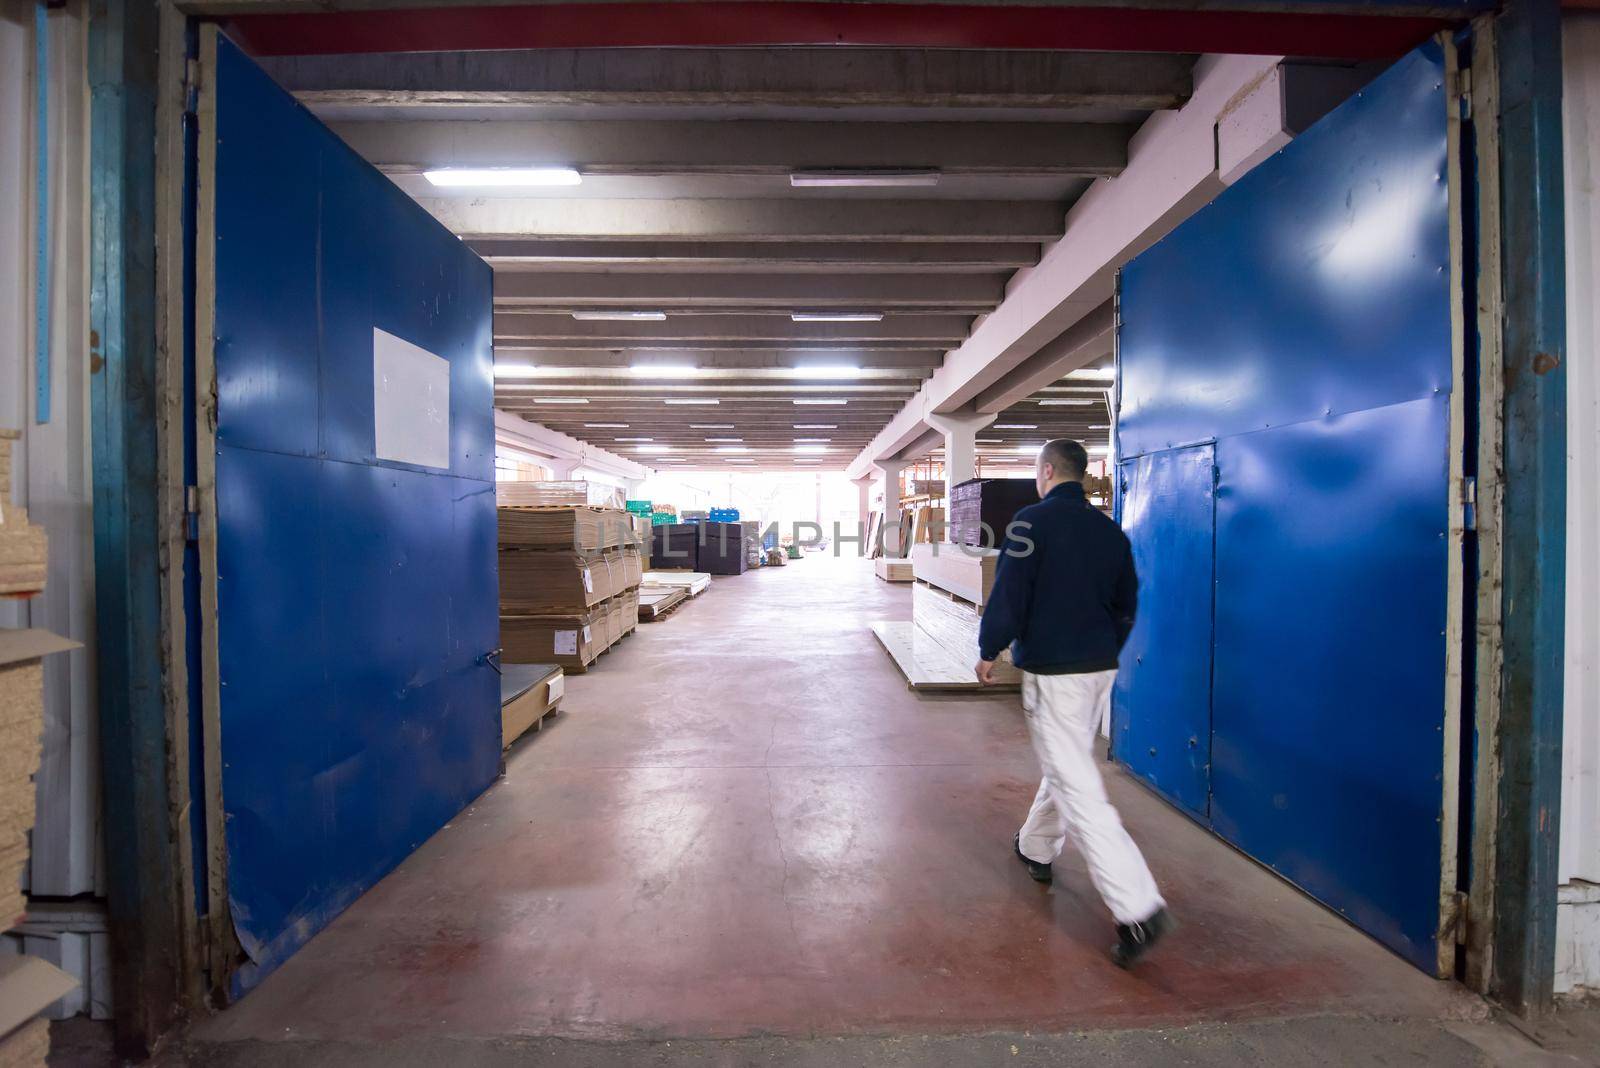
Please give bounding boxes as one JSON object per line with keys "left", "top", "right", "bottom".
{"left": 0, "top": 433, "right": 46, "bottom": 597}
{"left": 637, "top": 585, "right": 686, "bottom": 621}
{"left": 500, "top": 507, "right": 641, "bottom": 670}
{"left": 641, "top": 570, "right": 711, "bottom": 597}
{"left": 496, "top": 480, "right": 623, "bottom": 509}
{"left": 874, "top": 557, "right": 913, "bottom": 583}
{"left": 500, "top": 664, "right": 564, "bottom": 747}
{"left": 501, "top": 591, "right": 638, "bottom": 671}
{"left": 909, "top": 542, "right": 998, "bottom": 607}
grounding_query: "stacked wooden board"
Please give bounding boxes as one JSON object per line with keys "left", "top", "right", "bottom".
{"left": 874, "top": 557, "right": 913, "bottom": 583}
{"left": 948, "top": 477, "right": 1039, "bottom": 547}
{"left": 499, "top": 506, "right": 642, "bottom": 672}
{"left": 500, "top": 664, "right": 564, "bottom": 747}
{"left": 873, "top": 543, "right": 1018, "bottom": 691}
{"left": 637, "top": 586, "right": 687, "bottom": 620}
{"left": 0, "top": 433, "right": 46, "bottom": 597}
{"left": 496, "top": 480, "right": 624, "bottom": 509}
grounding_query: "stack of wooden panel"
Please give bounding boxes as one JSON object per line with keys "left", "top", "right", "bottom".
{"left": 909, "top": 542, "right": 998, "bottom": 608}
{"left": 496, "top": 480, "right": 624, "bottom": 509}
{"left": 870, "top": 542, "right": 1017, "bottom": 690}
{"left": 948, "top": 478, "right": 1039, "bottom": 548}
{"left": 0, "top": 433, "right": 46, "bottom": 597}
{"left": 500, "top": 507, "right": 641, "bottom": 671}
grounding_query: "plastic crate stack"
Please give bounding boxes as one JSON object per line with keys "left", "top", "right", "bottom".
{"left": 709, "top": 507, "right": 740, "bottom": 523}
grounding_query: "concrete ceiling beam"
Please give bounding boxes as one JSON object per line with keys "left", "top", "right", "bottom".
{"left": 415, "top": 198, "right": 1066, "bottom": 241}
{"left": 845, "top": 53, "right": 1289, "bottom": 479}
{"left": 491, "top": 310, "right": 971, "bottom": 344}
{"left": 492, "top": 351, "right": 945, "bottom": 371}
{"left": 262, "top": 48, "right": 1194, "bottom": 112}
{"left": 491, "top": 271, "right": 1010, "bottom": 309}
{"left": 336, "top": 119, "right": 1134, "bottom": 176}
{"left": 472, "top": 240, "right": 1041, "bottom": 271}
{"left": 972, "top": 300, "right": 1116, "bottom": 413}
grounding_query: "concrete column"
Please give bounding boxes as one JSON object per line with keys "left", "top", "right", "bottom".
{"left": 926, "top": 410, "right": 997, "bottom": 489}
{"left": 876, "top": 461, "right": 906, "bottom": 557}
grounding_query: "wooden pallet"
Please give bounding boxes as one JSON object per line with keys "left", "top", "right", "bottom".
{"left": 869, "top": 621, "right": 1019, "bottom": 692}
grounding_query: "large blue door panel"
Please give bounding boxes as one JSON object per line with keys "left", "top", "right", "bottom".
{"left": 1118, "top": 44, "right": 1451, "bottom": 462}
{"left": 210, "top": 34, "right": 500, "bottom": 993}
{"left": 1113, "top": 445, "right": 1215, "bottom": 819}
{"left": 1114, "top": 41, "right": 1456, "bottom": 974}
{"left": 1210, "top": 396, "right": 1449, "bottom": 971}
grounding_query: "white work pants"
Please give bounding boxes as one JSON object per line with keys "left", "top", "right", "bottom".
{"left": 1016, "top": 669, "right": 1165, "bottom": 926}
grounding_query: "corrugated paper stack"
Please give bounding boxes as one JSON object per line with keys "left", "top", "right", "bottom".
{"left": 0, "top": 433, "right": 46, "bottom": 598}
{"left": 499, "top": 506, "right": 642, "bottom": 671}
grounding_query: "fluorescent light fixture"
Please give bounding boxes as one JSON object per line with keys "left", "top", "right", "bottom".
{"left": 532, "top": 397, "right": 588, "bottom": 405}
{"left": 793, "top": 445, "right": 829, "bottom": 454}
{"left": 636, "top": 445, "right": 672, "bottom": 454}
{"left": 1089, "top": 424, "right": 1110, "bottom": 430}
{"left": 794, "top": 424, "right": 837, "bottom": 430}
{"left": 715, "top": 446, "right": 750, "bottom": 454}
{"left": 615, "top": 436, "right": 653, "bottom": 442}
{"left": 584, "top": 422, "right": 629, "bottom": 429}
{"left": 493, "top": 363, "right": 540, "bottom": 378}
{"left": 629, "top": 363, "right": 700, "bottom": 377}
{"left": 791, "top": 364, "right": 862, "bottom": 377}
{"left": 1037, "top": 398, "right": 1096, "bottom": 406}
{"left": 664, "top": 398, "right": 719, "bottom": 405}
{"left": 789, "top": 312, "right": 885, "bottom": 323}
{"left": 789, "top": 170, "right": 940, "bottom": 188}
{"left": 1067, "top": 368, "right": 1116, "bottom": 380}
{"left": 571, "top": 310, "right": 666, "bottom": 321}
{"left": 793, "top": 399, "right": 847, "bottom": 406}
{"left": 704, "top": 437, "right": 743, "bottom": 443}
{"left": 424, "top": 167, "right": 581, "bottom": 187}
{"left": 993, "top": 423, "right": 1037, "bottom": 430}
{"left": 793, "top": 438, "right": 831, "bottom": 443}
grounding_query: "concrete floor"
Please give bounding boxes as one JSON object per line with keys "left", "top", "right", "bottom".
{"left": 175, "top": 551, "right": 1516, "bottom": 1064}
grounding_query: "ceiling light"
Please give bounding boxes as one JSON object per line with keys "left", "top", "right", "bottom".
{"left": 690, "top": 424, "right": 734, "bottom": 429}
{"left": 789, "top": 170, "right": 940, "bottom": 188}
{"left": 789, "top": 312, "right": 885, "bottom": 323}
{"left": 615, "top": 436, "right": 653, "bottom": 442}
{"left": 1089, "top": 424, "right": 1110, "bottom": 430}
{"left": 636, "top": 445, "right": 672, "bottom": 454}
{"left": 993, "top": 423, "right": 1037, "bottom": 430}
{"left": 664, "top": 399, "right": 719, "bottom": 405}
{"left": 532, "top": 398, "right": 588, "bottom": 404}
{"left": 793, "top": 399, "right": 847, "bottom": 406}
{"left": 584, "top": 422, "right": 629, "bottom": 429}
{"left": 793, "top": 438, "right": 831, "bottom": 443}
{"left": 794, "top": 424, "right": 837, "bottom": 430}
{"left": 1037, "top": 398, "right": 1095, "bottom": 406}
{"left": 715, "top": 446, "right": 750, "bottom": 454}
{"left": 793, "top": 445, "right": 829, "bottom": 454}
{"left": 424, "top": 167, "right": 581, "bottom": 187}
{"left": 629, "top": 363, "right": 700, "bottom": 377}
{"left": 704, "top": 437, "right": 743, "bottom": 443}
{"left": 1067, "top": 368, "right": 1115, "bottom": 380}
{"left": 570, "top": 310, "right": 666, "bottom": 321}
{"left": 493, "top": 363, "right": 539, "bottom": 378}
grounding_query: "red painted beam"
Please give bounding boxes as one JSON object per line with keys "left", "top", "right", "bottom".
{"left": 224, "top": 2, "right": 1453, "bottom": 60}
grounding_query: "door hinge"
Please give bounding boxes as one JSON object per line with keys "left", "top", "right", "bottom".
{"left": 1462, "top": 476, "right": 1478, "bottom": 532}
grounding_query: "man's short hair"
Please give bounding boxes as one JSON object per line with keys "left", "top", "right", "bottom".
{"left": 1040, "top": 438, "right": 1089, "bottom": 482}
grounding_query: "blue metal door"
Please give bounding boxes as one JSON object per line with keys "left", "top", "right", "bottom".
{"left": 198, "top": 33, "right": 501, "bottom": 996}
{"left": 1114, "top": 41, "right": 1458, "bottom": 975}
{"left": 1113, "top": 445, "right": 1215, "bottom": 820}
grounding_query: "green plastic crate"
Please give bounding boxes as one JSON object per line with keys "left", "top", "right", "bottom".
{"left": 651, "top": 512, "right": 676, "bottom": 526}
{"left": 625, "top": 499, "right": 653, "bottom": 515}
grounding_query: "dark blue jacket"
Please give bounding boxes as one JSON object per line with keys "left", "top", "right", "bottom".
{"left": 977, "top": 481, "right": 1138, "bottom": 674}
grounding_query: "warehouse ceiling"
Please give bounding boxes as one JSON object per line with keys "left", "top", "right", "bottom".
{"left": 260, "top": 46, "right": 1195, "bottom": 470}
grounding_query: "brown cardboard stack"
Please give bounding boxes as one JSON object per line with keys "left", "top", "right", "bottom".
{"left": 500, "top": 506, "right": 642, "bottom": 670}
{"left": 499, "top": 546, "right": 642, "bottom": 614}
{"left": 0, "top": 433, "right": 46, "bottom": 598}
{"left": 496, "top": 480, "right": 624, "bottom": 509}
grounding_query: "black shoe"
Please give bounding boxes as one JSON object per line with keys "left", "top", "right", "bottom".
{"left": 1111, "top": 908, "right": 1174, "bottom": 968}
{"left": 1013, "top": 834, "right": 1052, "bottom": 884}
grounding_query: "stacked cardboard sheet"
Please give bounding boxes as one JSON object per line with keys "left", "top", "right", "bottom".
{"left": 498, "top": 506, "right": 637, "bottom": 551}
{"left": 502, "top": 589, "right": 639, "bottom": 671}
{"left": 500, "top": 664, "right": 564, "bottom": 747}
{"left": 500, "top": 546, "right": 642, "bottom": 613}
{"left": 909, "top": 542, "right": 998, "bottom": 608}
{"left": 0, "top": 434, "right": 46, "bottom": 598}
{"left": 496, "top": 480, "right": 624, "bottom": 509}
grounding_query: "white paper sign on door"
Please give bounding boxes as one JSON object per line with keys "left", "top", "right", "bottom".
{"left": 373, "top": 327, "right": 450, "bottom": 469}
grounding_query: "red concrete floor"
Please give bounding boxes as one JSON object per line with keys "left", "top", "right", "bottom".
{"left": 193, "top": 551, "right": 1477, "bottom": 1046}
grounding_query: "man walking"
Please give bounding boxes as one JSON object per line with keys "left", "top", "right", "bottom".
{"left": 975, "top": 438, "right": 1173, "bottom": 967}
